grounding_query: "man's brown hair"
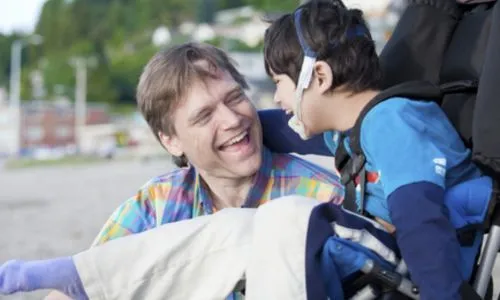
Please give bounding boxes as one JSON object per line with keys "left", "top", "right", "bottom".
{"left": 136, "top": 42, "right": 249, "bottom": 166}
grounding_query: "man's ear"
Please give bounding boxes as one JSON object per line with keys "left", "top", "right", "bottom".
{"left": 313, "top": 61, "right": 333, "bottom": 95}
{"left": 158, "top": 131, "right": 183, "bottom": 157}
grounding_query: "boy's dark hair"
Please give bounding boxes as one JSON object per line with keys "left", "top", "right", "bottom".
{"left": 264, "top": 0, "right": 382, "bottom": 93}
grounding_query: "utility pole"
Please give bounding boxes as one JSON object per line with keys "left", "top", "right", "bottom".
{"left": 69, "top": 57, "right": 97, "bottom": 153}
{"left": 9, "top": 41, "right": 23, "bottom": 110}
{"left": 8, "top": 35, "right": 43, "bottom": 157}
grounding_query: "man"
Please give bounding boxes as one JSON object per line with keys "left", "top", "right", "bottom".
{"left": 2, "top": 42, "right": 344, "bottom": 300}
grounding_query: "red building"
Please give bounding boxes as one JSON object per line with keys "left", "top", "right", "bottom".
{"left": 20, "top": 101, "right": 110, "bottom": 149}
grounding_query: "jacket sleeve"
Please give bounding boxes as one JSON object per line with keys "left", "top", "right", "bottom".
{"left": 258, "top": 109, "right": 331, "bottom": 156}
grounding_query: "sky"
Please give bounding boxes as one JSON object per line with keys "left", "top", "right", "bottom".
{"left": 0, "top": 0, "right": 46, "bottom": 34}
{"left": 0, "top": 0, "right": 394, "bottom": 35}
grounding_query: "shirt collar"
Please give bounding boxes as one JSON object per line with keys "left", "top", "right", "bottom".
{"left": 194, "top": 147, "right": 273, "bottom": 213}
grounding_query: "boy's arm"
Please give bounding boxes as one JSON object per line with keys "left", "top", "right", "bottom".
{"left": 387, "top": 182, "right": 464, "bottom": 299}
{"left": 258, "top": 109, "right": 332, "bottom": 156}
{"left": 362, "top": 106, "right": 471, "bottom": 300}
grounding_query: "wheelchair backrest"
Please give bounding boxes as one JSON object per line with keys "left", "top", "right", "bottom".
{"left": 379, "top": 0, "right": 500, "bottom": 180}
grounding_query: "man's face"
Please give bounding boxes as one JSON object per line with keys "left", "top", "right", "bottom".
{"left": 165, "top": 69, "right": 263, "bottom": 179}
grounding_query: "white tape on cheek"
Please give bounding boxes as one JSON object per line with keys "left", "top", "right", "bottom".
{"left": 288, "top": 115, "right": 309, "bottom": 140}
{"left": 294, "top": 56, "right": 316, "bottom": 120}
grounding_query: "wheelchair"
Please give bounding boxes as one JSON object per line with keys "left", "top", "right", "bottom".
{"left": 319, "top": 0, "right": 500, "bottom": 299}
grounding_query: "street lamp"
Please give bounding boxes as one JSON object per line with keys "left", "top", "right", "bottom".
{"left": 8, "top": 34, "right": 43, "bottom": 157}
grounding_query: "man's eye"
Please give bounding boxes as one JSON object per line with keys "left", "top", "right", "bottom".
{"left": 227, "top": 93, "right": 245, "bottom": 105}
{"left": 196, "top": 112, "right": 211, "bottom": 125}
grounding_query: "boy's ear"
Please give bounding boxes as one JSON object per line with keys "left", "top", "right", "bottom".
{"left": 158, "top": 131, "right": 184, "bottom": 157}
{"left": 313, "top": 61, "right": 333, "bottom": 94}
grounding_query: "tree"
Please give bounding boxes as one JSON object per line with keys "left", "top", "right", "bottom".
{"left": 3, "top": 0, "right": 299, "bottom": 107}
{"left": 247, "top": 0, "right": 298, "bottom": 11}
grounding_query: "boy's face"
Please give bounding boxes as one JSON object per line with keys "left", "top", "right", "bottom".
{"left": 162, "top": 66, "right": 263, "bottom": 180}
{"left": 271, "top": 72, "right": 296, "bottom": 115}
{"left": 271, "top": 70, "right": 320, "bottom": 137}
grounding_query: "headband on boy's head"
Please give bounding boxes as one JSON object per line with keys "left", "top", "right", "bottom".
{"left": 292, "top": 7, "right": 368, "bottom": 103}
{"left": 292, "top": 8, "right": 317, "bottom": 121}
{"left": 287, "top": 6, "right": 368, "bottom": 140}
{"left": 293, "top": 8, "right": 318, "bottom": 60}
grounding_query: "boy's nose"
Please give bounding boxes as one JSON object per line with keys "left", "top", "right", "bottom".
{"left": 273, "top": 93, "right": 280, "bottom": 104}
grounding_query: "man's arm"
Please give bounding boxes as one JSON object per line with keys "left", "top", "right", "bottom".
{"left": 258, "top": 109, "right": 331, "bottom": 156}
{"left": 2, "top": 208, "right": 254, "bottom": 300}
{"left": 43, "top": 188, "right": 159, "bottom": 300}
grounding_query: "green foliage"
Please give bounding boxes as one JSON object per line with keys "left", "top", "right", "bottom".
{"left": 0, "top": 0, "right": 299, "bottom": 108}
{"left": 247, "top": 0, "right": 298, "bottom": 12}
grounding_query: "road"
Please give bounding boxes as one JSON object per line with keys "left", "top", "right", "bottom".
{"left": 0, "top": 155, "right": 499, "bottom": 299}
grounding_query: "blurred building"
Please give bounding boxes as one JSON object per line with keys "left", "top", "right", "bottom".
{"left": 228, "top": 52, "right": 277, "bottom": 109}
{"left": 20, "top": 101, "right": 110, "bottom": 150}
{"left": 0, "top": 101, "right": 110, "bottom": 157}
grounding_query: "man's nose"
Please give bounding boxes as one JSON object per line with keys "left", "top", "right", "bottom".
{"left": 219, "top": 105, "right": 242, "bottom": 130}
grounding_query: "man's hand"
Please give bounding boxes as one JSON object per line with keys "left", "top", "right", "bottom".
{"left": 0, "top": 257, "right": 88, "bottom": 300}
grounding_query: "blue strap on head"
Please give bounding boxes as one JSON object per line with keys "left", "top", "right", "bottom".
{"left": 329, "top": 24, "right": 368, "bottom": 48}
{"left": 346, "top": 24, "right": 367, "bottom": 39}
{"left": 294, "top": 8, "right": 318, "bottom": 58}
{"left": 291, "top": 7, "right": 369, "bottom": 121}
{"left": 294, "top": 7, "right": 368, "bottom": 53}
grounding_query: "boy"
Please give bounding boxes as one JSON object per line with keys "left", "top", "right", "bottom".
{"left": 262, "top": 0, "right": 490, "bottom": 299}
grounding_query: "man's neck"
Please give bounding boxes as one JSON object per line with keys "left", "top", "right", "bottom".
{"left": 200, "top": 173, "right": 255, "bottom": 210}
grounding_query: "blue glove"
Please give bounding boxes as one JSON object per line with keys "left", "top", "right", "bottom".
{"left": 0, "top": 257, "right": 88, "bottom": 300}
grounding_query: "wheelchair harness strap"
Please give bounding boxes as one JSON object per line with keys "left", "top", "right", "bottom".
{"left": 333, "top": 81, "right": 488, "bottom": 246}
{"left": 334, "top": 81, "right": 442, "bottom": 216}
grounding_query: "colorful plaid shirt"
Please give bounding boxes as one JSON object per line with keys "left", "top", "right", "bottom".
{"left": 91, "top": 147, "right": 343, "bottom": 298}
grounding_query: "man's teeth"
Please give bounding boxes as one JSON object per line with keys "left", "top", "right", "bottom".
{"left": 225, "top": 132, "right": 247, "bottom": 146}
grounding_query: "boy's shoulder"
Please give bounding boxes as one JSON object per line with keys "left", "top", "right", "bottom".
{"left": 369, "top": 96, "right": 440, "bottom": 116}
{"left": 362, "top": 96, "right": 446, "bottom": 133}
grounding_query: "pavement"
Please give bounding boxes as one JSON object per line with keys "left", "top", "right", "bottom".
{"left": 0, "top": 155, "right": 499, "bottom": 299}
{"left": 0, "top": 159, "right": 171, "bottom": 299}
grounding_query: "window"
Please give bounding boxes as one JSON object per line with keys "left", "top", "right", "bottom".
{"left": 25, "top": 126, "right": 44, "bottom": 142}
{"left": 55, "top": 126, "right": 72, "bottom": 139}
